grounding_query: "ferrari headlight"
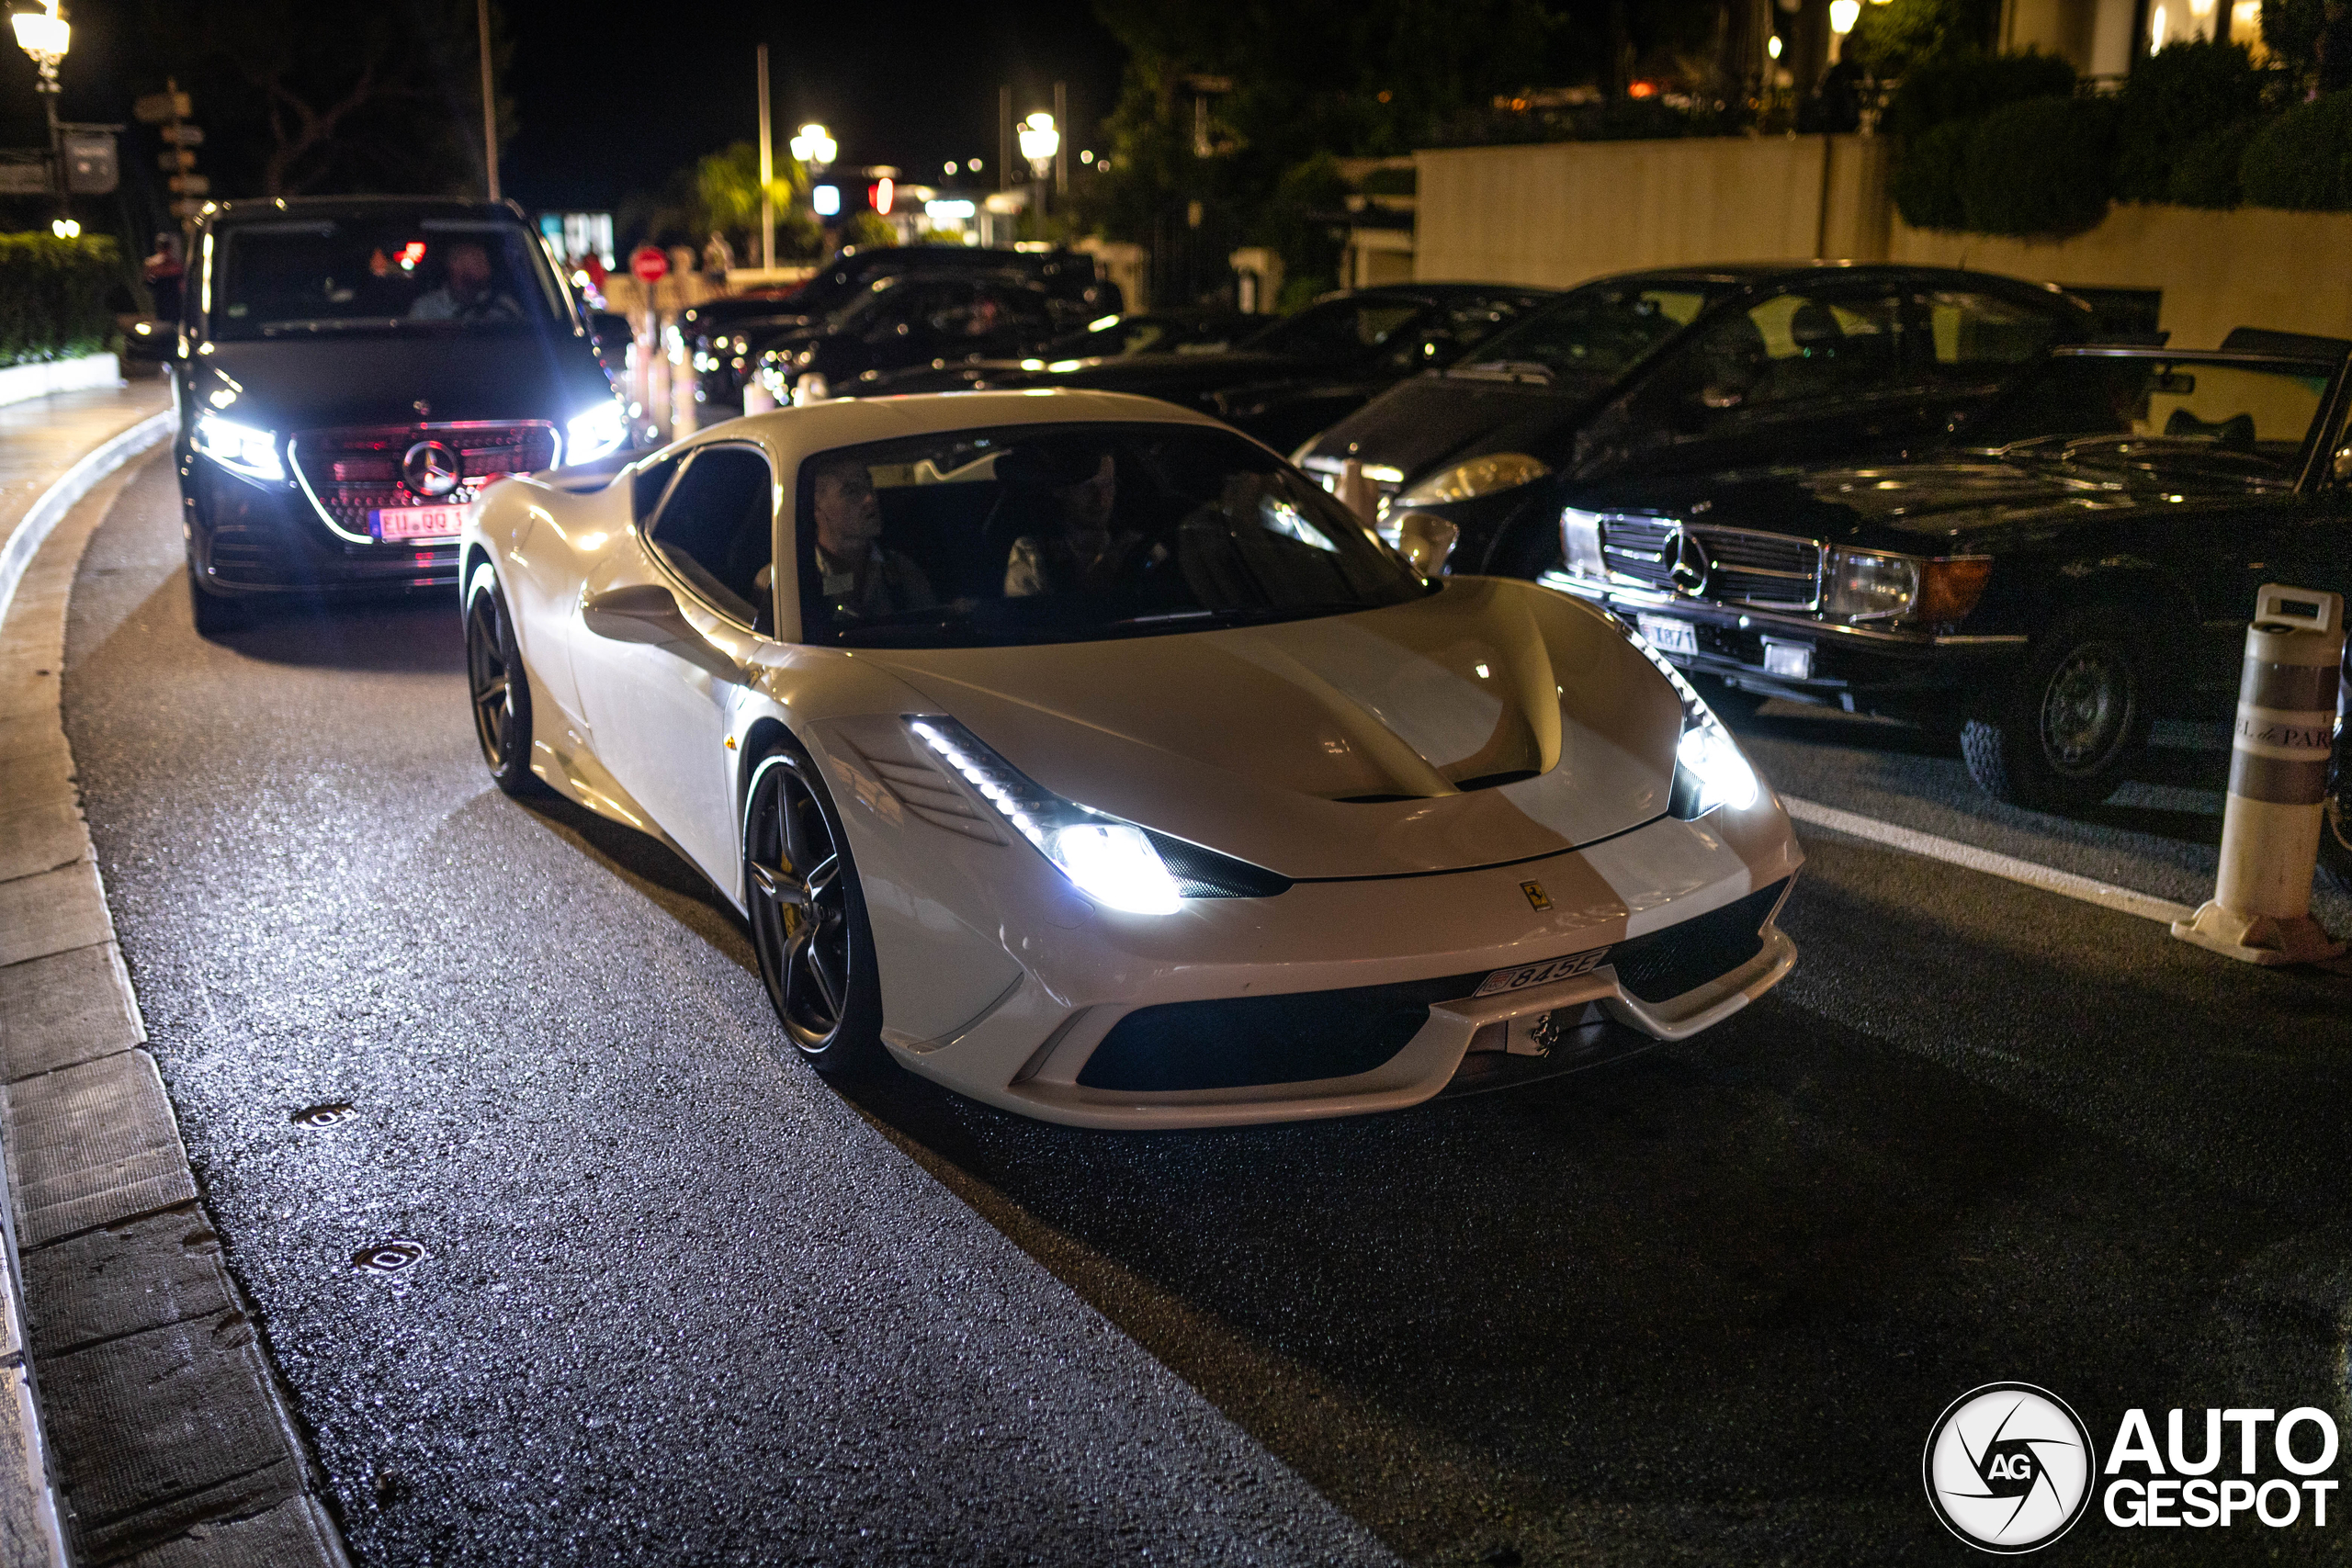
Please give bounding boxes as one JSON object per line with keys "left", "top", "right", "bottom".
{"left": 1627, "top": 630, "right": 1759, "bottom": 818}
{"left": 1396, "top": 451, "right": 1551, "bottom": 507}
{"left": 190, "top": 412, "right": 284, "bottom": 482}
{"left": 564, "top": 400, "right": 628, "bottom": 464}
{"left": 909, "top": 716, "right": 1183, "bottom": 914}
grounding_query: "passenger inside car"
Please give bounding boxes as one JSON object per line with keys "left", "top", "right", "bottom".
{"left": 1000, "top": 445, "right": 1165, "bottom": 597}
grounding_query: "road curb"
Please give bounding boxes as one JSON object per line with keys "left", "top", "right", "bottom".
{"left": 0, "top": 408, "right": 350, "bottom": 1567}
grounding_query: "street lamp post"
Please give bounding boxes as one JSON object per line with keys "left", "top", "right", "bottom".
{"left": 12, "top": 1, "right": 70, "bottom": 228}
{"left": 1017, "top": 111, "right": 1057, "bottom": 221}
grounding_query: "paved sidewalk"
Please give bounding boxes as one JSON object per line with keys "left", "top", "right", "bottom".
{"left": 0, "top": 385, "right": 347, "bottom": 1567}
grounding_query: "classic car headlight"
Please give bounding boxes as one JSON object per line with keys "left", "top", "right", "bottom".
{"left": 564, "top": 401, "right": 628, "bottom": 464}
{"left": 910, "top": 716, "right": 1183, "bottom": 914}
{"left": 1822, "top": 547, "right": 1993, "bottom": 625}
{"left": 1396, "top": 452, "right": 1551, "bottom": 507}
{"left": 1561, "top": 507, "right": 1607, "bottom": 580}
{"left": 1626, "top": 630, "right": 1759, "bottom": 818}
{"left": 190, "top": 412, "right": 285, "bottom": 482}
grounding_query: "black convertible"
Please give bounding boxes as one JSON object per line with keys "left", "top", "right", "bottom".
{"left": 1533, "top": 332, "right": 2352, "bottom": 812}
{"left": 1300, "top": 264, "right": 2098, "bottom": 578}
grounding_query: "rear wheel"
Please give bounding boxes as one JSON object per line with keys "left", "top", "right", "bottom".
{"left": 744, "top": 747, "right": 887, "bottom": 1077}
{"left": 464, "top": 569, "right": 544, "bottom": 797}
{"left": 1961, "top": 608, "right": 2152, "bottom": 810}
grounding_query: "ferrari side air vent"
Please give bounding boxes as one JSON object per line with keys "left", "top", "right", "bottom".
{"left": 1142, "top": 830, "right": 1291, "bottom": 899}
{"left": 854, "top": 744, "right": 1007, "bottom": 845}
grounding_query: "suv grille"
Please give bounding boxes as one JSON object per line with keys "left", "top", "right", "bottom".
{"left": 1599, "top": 518, "right": 1820, "bottom": 609}
{"left": 288, "top": 423, "right": 557, "bottom": 541}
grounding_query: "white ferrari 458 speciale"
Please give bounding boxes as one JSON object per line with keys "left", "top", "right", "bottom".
{"left": 459, "top": 390, "right": 1802, "bottom": 1128}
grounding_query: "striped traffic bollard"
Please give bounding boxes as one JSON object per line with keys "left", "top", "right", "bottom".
{"left": 2172, "top": 584, "right": 2348, "bottom": 966}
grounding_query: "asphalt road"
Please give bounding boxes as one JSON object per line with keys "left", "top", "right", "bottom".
{"left": 62, "top": 451, "right": 2352, "bottom": 1565}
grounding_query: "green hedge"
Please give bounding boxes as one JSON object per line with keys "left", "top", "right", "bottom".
{"left": 2113, "top": 41, "right": 2266, "bottom": 201}
{"left": 1885, "top": 50, "right": 2077, "bottom": 143}
{"left": 2172, "top": 118, "right": 2265, "bottom": 207}
{"left": 1960, "top": 96, "right": 2117, "bottom": 236}
{"left": 2239, "top": 88, "right": 2352, "bottom": 209}
{"left": 0, "top": 233, "right": 119, "bottom": 368}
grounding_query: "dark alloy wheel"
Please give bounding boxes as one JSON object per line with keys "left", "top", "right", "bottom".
{"left": 2322, "top": 726, "right": 2352, "bottom": 894}
{"left": 1961, "top": 609, "right": 2152, "bottom": 810}
{"left": 744, "top": 748, "right": 886, "bottom": 1076}
{"left": 464, "top": 570, "right": 544, "bottom": 797}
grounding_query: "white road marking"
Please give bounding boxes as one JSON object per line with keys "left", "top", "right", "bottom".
{"left": 1779, "top": 794, "right": 2200, "bottom": 926}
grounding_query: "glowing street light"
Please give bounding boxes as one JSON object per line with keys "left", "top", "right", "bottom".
{"left": 788, "top": 122, "right": 836, "bottom": 172}
{"left": 1017, "top": 112, "right": 1058, "bottom": 179}
{"left": 12, "top": 2, "right": 71, "bottom": 224}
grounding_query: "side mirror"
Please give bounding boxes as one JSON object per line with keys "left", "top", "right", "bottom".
{"left": 582, "top": 582, "right": 744, "bottom": 676}
{"left": 1393, "top": 510, "right": 1459, "bottom": 578}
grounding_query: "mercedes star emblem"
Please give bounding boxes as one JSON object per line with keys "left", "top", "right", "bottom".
{"left": 1669, "top": 525, "right": 1711, "bottom": 596}
{"left": 401, "top": 440, "right": 461, "bottom": 499}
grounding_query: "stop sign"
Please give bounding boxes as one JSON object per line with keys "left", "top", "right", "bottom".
{"left": 629, "top": 244, "right": 669, "bottom": 284}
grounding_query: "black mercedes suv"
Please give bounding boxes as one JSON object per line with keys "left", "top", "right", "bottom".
{"left": 174, "top": 197, "right": 626, "bottom": 633}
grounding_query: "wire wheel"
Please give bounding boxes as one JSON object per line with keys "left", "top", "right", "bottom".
{"left": 745, "top": 754, "right": 860, "bottom": 1055}
{"left": 2036, "top": 639, "right": 2137, "bottom": 778}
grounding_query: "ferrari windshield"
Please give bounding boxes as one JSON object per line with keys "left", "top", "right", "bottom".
{"left": 797, "top": 423, "right": 1429, "bottom": 648}
{"left": 209, "top": 218, "right": 570, "bottom": 340}
{"left": 1449, "top": 278, "right": 1737, "bottom": 386}
{"left": 1967, "top": 352, "right": 2335, "bottom": 484}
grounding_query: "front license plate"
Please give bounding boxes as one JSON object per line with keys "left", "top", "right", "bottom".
{"left": 1638, "top": 615, "right": 1698, "bottom": 660}
{"left": 369, "top": 505, "right": 467, "bottom": 542}
{"left": 1761, "top": 637, "right": 1814, "bottom": 681}
{"left": 1475, "top": 945, "right": 1611, "bottom": 998}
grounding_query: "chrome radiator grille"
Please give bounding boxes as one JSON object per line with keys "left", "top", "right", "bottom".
{"left": 1597, "top": 517, "right": 1820, "bottom": 609}
{"left": 288, "top": 422, "right": 557, "bottom": 541}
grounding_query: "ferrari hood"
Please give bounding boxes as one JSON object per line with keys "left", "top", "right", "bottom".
{"left": 859, "top": 578, "right": 1683, "bottom": 880}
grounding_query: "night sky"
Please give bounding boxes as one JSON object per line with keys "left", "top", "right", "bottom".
{"left": 498, "top": 0, "right": 1131, "bottom": 210}
{"left": 0, "top": 0, "right": 1130, "bottom": 216}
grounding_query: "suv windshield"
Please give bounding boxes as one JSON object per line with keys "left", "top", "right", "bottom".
{"left": 210, "top": 218, "right": 568, "bottom": 340}
{"left": 1968, "top": 352, "right": 2334, "bottom": 484}
{"left": 1452, "top": 278, "right": 1739, "bottom": 386}
{"left": 797, "top": 423, "right": 1429, "bottom": 648}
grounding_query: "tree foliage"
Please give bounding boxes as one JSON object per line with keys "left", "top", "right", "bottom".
{"left": 2111, "top": 41, "right": 2265, "bottom": 202}
{"left": 133, "top": 0, "right": 513, "bottom": 198}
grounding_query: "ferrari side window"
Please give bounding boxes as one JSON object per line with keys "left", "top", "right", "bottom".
{"left": 630, "top": 454, "right": 683, "bottom": 521}
{"left": 646, "top": 446, "right": 775, "bottom": 631}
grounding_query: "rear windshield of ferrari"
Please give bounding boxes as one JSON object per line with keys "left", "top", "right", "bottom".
{"left": 209, "top": 218, "right": 570, "bottom": 341}
{"left": 795, "top": 423, "right": 1430, "bottom": 647}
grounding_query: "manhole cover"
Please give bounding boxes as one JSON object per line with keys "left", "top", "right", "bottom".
{"left": 291, "top": 1102, "right": 356, "bottom": 1128}
{"left": 352, "top": 1240, "right": 427, "bottom": 1276}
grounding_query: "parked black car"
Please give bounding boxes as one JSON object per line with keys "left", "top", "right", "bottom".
{"left": 855, "top": 284, "right": 1554, "bottom": 454}
{"left": 1029, "top": 308, "right": 1261, "bottom": 359}
{"left": 752, "top": 273, "right": 1065, "bottom": 403}
{"left": 1537, "top": 335, "right": 2352, "bottom": 809}
{"left": 679, "top": 244, "right": 1120, "bottom": 413}
{"left": 1300, "top": 264, "right": 2100, "bottom": 578}
{"left": 173, "top": 197, "right": 625, "bottom": 634}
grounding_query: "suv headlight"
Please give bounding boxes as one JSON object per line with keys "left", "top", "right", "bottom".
{"left": 1822, "top": 547, "right": 1993, "bottom": 626}
{"left": 1396, "top": 452, "right": 1551, "bottom": 507}
{"left": 564, "top": 401, "right": 628, "bottom": 464}
{"left": 190, "top": 412, "right": 285, "bottom": 482}
{"left": 1626, "top": 630, "right": 1759, "bottom": 818}
{"left": 910, "top": 716, "right": 1183, "bottom": 913}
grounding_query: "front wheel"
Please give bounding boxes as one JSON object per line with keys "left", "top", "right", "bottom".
{"left": 1961, "top": 609, "right": 2152, "bottom": 810}
{"left": 744, "top": 747, "right": 888, "bottom": 1077}
{"left": 464, "top": 569, "right": 544, "bottom": 798}
{"left": 2322, "top": 736, "right": 2352, "bottom": 894}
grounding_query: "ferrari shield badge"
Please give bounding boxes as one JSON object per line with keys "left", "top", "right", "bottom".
{"left": 1521, "top": 880, "right": 1551, "bottom": 911}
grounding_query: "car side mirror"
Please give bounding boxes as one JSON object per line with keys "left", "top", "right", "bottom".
{"left": 1393, "top": 510, "right": 1459, "bottom": 578}
{"left": 582, "top": 581, "right": 744, "bottom": 676}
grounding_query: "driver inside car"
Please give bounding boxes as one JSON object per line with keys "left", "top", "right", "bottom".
{"left": 809, "top": 457, "right": 936, "bottom": 620}
{"left": 1001, "top": 446, "right": 1167, "bottom": 597}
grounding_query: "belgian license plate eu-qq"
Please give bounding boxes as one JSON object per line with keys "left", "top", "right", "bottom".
{"left": 1638, "top": 615, "right": 1698, "bottom": 660}
{"left": 1475, "top": 946, "right": 1611, "bottom": 998}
